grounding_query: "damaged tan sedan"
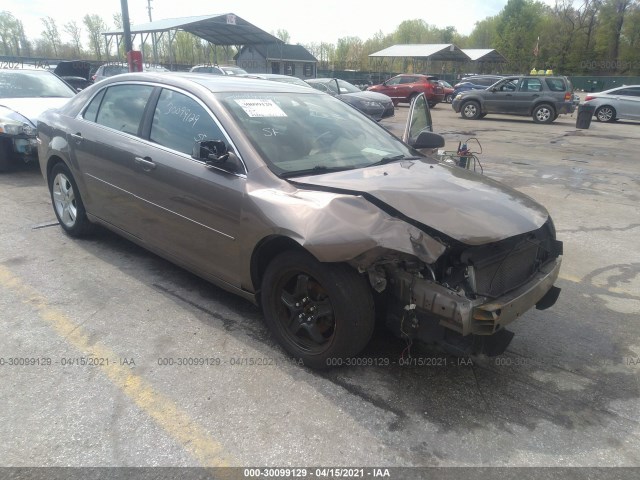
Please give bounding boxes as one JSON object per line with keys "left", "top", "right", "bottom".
{"left": 37, "top": 73, "right": 562, "bottom": 369}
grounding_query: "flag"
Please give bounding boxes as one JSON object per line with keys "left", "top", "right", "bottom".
{"left": 533, "top": 36, "right": 540, "bottom": 57}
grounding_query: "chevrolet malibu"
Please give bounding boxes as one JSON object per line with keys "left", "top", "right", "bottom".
{"left": 38, "top": 72, "right": 562, "bottom": 369}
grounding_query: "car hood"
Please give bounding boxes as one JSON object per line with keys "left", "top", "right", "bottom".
{"left": 341, "top": 91, "right": 392, "bottom": 103}
{"left": 290, "top": 159, "right": 549, "bottom": 246}
{"left": 54, "top": 61, "right": 91, "bottom": 80}
{"left": 0, "top": 97, "right": 71, "bottom": 127}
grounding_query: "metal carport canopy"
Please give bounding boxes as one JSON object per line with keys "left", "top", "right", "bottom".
{"left": 461, "top": 49, "right": 507, "bottom": 63}
{"left": 369, "top": 44, "right": 471, "bottom": 62}
{"left": 104, "top": 13, "right": 282, "bottom": 45}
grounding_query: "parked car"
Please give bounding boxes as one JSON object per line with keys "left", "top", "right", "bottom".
{"left": 367, "top": 74, "right": 445, "bottom": 107}
{"left": 92, "top": 64, "right": 129, "bottom": 83}
{"left": 583, "top": 85, "right": 640, "bottom": 122}
{"left": 189, "top": 64, "right": 248, "bottom": 75}
{"left": 239, "top": 73, "right": 311, "bottom": 88}
{"left": 438, "top": 80, "right": 455, "bottom": 103}
{"left": 306, "top": 77, "right": 394, "bottom": 120}
{"left": 53, "top": 60, "right": 93, "bottom": 90}
{"left": 37, "top": 73, "right": 562, "bottom": 368}
{"left": 452, "top": 75, "right": 504, "bottom": 98}
{"left": 0, "top": 68, "right": 76, "bottom": 171}
{"left": 92, "top": 64, "right": 170, "bottom": 83}
{"left": 452, "top": 75, "right": 576, "bottom": 123}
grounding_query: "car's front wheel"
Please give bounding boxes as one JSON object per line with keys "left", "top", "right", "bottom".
{"left": 595, "top": 105, "right": 616, "bottom": 123}
{"left": 49, "top": 162, "right": 93, "bottom": 237}
{"left": 445, "top": 93, "right": 453, "bottom": 103}
{"left": 532, "top": 104, "right": 555, "bottom": 124}
{"left": 261, "top": 251, "right": 375, "bottom": 370}
{"left": 0, "top": 138, "right": 12, "bottom": 172}
{"left": 460, "top": 101, "right": 481, "bottom": 120}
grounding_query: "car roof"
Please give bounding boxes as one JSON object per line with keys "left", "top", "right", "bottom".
{"left": 93, "top": 71, "right": 323, "bottom": 94}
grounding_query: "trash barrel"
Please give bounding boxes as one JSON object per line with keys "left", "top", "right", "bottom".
{"left": 576, "top": 104, "right": 595, "bottom": 129}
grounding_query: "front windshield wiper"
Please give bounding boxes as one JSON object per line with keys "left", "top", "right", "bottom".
{"left": 370, "top": 154, "right": 421, "bottom": 166}
{"left": 279, "top": 165, "right": 356, "bottom": 179}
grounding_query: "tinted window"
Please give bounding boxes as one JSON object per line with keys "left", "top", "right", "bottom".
{"left": 520, "top": 78, "right": 542, "bottom": 92}
{"left": 95, "top": 84, "right": 154, "bottom": 135}
{"left": 545, "top": 78, "right": 567, "bottom": 92}
{"left": 615, "top": 87, "right": 640, "bottom": 97}
{"left": 150, "top": 88, "right": 225, "bottom": 156}
{"left": 385, "top": 77, "right": 401, "bottom": 86}
{"left": 400, "top": 76, "right": 417, "bottom": 84}
{"left": 83, "top": 89, "right": 106, "bottom": 122}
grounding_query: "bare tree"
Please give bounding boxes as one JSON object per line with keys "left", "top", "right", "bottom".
{"left": 41, "top": 16, "right": 61, "bottom": 57}
{"left": 64, "top": 20, "right": 83, "bottom": 55}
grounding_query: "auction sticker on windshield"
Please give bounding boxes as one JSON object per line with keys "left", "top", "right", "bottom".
{"left": 234, "top": 99, "right": 287, "bottom": 117}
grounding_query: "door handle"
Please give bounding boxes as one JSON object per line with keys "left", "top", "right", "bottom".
{"left": 134, "top": 156, "right": 156, "bottom": 171}
{"left": 532, "top": 94, "right": 540, "bottom": 97}
{"left": 70, "top": 132, "right": 83, "bottom": 143}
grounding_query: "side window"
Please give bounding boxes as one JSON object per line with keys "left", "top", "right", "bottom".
{"left": 545, "top": 78, "right": 566, "bottom": 92}
{"left": 83, "top": 89, "right": 106, "bottom": 122}
{"left": 520, "top": 78, "right": 542, "bottom": 92}
{"left": 400, "top": 76, "right": 416, "bottom": 84}
{"left": 386, "top": 77, "right": 401, "bottom": 86}
{"left": 95, "top": 84, "right": 154, "bottom": 135}
{"left": 150, "top": 88, "right": 225, "bottom": 156}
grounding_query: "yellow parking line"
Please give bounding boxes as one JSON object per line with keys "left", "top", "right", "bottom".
{"left": 559, "top": 273, "right": 582, "bottom": 283}
{"left": 0, "top": 265, "right": 236, "bottom": 468}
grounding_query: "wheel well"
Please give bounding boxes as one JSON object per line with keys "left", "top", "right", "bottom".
{"left": 532, "top": 102, "right": 555, "bottom": 114}
{"left": 250, "top": 235, "right": 306, "bottom": 291}
{"left": 46, "top": 155, "right": 66, "bottom": 184}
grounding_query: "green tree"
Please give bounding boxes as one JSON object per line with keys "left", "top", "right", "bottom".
{"left": 0, "top": 11, "right": 31, "bottom": 56}
{"left": 83, "top": 14, "right": 107, "bottom": 60}
{"left": 494, "top": 0, "right": 547, "bottom": 71}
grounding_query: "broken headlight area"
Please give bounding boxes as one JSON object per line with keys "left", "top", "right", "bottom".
{"left": 358, "top": 220, "right": 563, "bottom": 357}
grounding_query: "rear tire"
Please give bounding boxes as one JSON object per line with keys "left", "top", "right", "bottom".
{"left": 460, "top": 101, "right": 481, "bottom": 120}
{"left": 49, "top": 162, "right": 93, "bottom": 237}
{"left": 532, "top": 104, "right": 555, "bottom": 124}
{"left": 261, "top": 251, "right": 375, "bottom": 370}
{"left": 595, "top": 105, "right": 616, "bottom": 123}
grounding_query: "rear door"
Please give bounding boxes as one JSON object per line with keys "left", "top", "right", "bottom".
{"left": 68, "top": 83, "right": 156, "bottom": 237}
{"left": 612, "top": 87, "right": 640, "bottom": 119}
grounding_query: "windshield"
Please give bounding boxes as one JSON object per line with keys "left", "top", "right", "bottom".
{"left": 220, "top": 92, "right": 420, "bottom": 177}
{"left": 0, "top": 70, "right": 75, "bottom": 98}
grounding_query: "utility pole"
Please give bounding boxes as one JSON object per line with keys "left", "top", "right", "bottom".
{"left": 147, "top": 0, "right": 159, "bottom": 65}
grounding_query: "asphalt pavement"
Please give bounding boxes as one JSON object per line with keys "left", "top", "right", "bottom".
{"left": 0, "top": 104, "right": 639, "bottom": 476}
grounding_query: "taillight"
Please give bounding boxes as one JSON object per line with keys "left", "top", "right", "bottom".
{"left": 564, "top": 92, "right": 572, "bottom": 101}
{"left": 584, "top": 95, "right": 595, "bottom": 101}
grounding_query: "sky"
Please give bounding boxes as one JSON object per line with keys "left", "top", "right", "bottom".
{"left": 14, "top": 0, "right": 512, "bottom": 47}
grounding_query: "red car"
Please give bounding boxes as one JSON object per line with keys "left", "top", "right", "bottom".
{"left": 367, "top": 74, "right": 445, "bottom": 107}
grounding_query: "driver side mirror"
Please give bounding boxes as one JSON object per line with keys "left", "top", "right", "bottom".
{"left": 192, "top": 140, "right": 242, "bottom": 174}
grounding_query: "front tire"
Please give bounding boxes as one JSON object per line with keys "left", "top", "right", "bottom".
{"left": 595, "top": 105, "right": 616, "bottom": 123}
{"left": 460, "top": 101, "right": 481, "bottom": 120}
{"left": 533, "top": 104, "right": 555, "bottom": 124}
{"left": 0, "top": 138, "right": 12, "bottom": 172}
{"left": 49, "top": 162, "right": 93, "bottom": 237}
{"left": 261, "top": 251, "right": 375, "bottom": 369}
{"left": 445, "top": 94, "right": 453, "bottom": 103}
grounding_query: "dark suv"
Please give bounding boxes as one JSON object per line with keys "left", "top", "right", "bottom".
{"left": 367, "top": 74, "right": 444, "bottom": 107}
{"left": 452, "top": 75, "right": 576, "bottom": 123}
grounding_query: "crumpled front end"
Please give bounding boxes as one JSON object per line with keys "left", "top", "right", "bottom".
{"left": 352, "top": 219, "right": 563, "bottom": 356}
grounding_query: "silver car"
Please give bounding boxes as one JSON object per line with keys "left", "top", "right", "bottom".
{"left": 0, "top": 68, "right": 76, "bottom": 171}
{"left": 583, "top": 85, "right": 640, "bottom": 122}
{"left": 37, "top": 73, "right": 562, "bottom": 369}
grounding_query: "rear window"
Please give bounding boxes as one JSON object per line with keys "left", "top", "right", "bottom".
{"left": 545, "top": 78, "right": 567, "bottom": 92}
